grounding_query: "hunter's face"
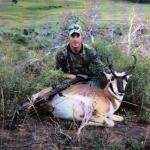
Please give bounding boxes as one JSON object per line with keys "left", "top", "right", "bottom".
{"left": 69, "top": 33, "right": 83, "bottom": 49}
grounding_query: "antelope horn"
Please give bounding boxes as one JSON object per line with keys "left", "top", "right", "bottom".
{"left": 125, "top": 55, "right": 137, "bottom": 75}
{"left": 110, "top": 67, "right": 117, "bottom": 77}
{"left": 107, "top": 57, "right": 117, "bottom": 77}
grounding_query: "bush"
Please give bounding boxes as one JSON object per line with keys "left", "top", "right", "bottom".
{"left": 138, "top": 110, "right": 150, "bottom": 123}
{"left": 0, "top": 32, "right": 149, "bottom": 117}
{"left": 26, "top": 54, "right": 64, "bottom": 91}
{"left": 93, "top": 41, "right": 150, "bottom": 108}
{"left": 0, "top": 68, "right": 26, "bottom": 116}
{"left": 0, "top": 40, "right": 64, "bottom": 116}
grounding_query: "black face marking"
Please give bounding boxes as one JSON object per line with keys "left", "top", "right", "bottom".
{"left": 110, "top": 74, "right": 127, "bottom": 96}
{"left": 117, "top": 78, "right": 125, "bottom": 94}
{"left": 110, "top": 83, "right": 115, "bottom": 94}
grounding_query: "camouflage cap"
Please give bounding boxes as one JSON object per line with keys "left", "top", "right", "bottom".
{"left": 68, "top": 24, "right": 82, "bottom": 36}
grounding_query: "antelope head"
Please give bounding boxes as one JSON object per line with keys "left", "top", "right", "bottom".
{"left": 104, "top": 55, "right": 137, "bottom": 99}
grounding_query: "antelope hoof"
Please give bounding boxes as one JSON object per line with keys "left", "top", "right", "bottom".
{"left": 111, "top": 115, "right": 124, "bottom": 122}
{"left": 105, "top": 119, "right": 115, "bottom": 127}
{"left": 106, "top": 121, "right": 115, "bottom": 127}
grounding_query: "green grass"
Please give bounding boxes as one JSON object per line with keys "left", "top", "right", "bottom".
{"left": 0, "top": 0, "right": 150, "bottom": 29}
{"left": 96, "top": 0, "right": 150, "bottom": 24}
{"left": 0, "top": 0, "right": 89, "bottom": 29}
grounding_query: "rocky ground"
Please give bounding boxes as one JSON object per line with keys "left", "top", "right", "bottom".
{"left": 0, "top": 110, "right": 150, "bottom": 150}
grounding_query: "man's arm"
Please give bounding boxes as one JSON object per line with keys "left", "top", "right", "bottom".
{"left": 55, "top": 51, "right": 67, "bottom": 72}
{"left": 88, "top": 49, "right": 111, "bottom": 75}
{"left": 55, "top": 51, "right": 76, "bottom": 79}
{"left": 92, "top": 55, "right": 111, "bottom": 73}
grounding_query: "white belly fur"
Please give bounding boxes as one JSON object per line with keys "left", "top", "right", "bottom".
{"left": 51, "top": 94, "right": 93, "bottom": 121}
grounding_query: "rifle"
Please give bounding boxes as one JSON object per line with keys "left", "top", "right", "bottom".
{"left": 34, "top": 74, "right": 89, "bottom": 106}
{"left": 6, "top": 74, "right": 90, "bottom": 130}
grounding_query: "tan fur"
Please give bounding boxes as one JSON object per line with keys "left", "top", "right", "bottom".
{"left": 63, "top": 83, "right": 120, "bottom": 115}
{"left": 32, "top": 82, "right": 124, "bottom": 127}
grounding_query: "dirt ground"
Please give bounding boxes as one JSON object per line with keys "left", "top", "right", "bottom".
{"left": 0, "top": 110, "right": 149, "bottom": 150}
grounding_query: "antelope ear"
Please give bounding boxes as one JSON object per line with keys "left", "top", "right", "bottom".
{"left": 104, "top": 72, "right": 112, "bottom": 80}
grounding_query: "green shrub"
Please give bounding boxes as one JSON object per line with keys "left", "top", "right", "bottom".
{"left": 0, "top": 40, "right": 28, "bottom": 65}
{"left": 0, "top": 68, "right": 26, "bottom": 116}
{"left": 125, "top": 139, "right": 144, "bottom": 150}
{"left": 138, "top": 110, "right": 150, "bottom": 123}
{"left": 1, "top": 34, "right": 149, "bottom": 117}
{"left": 93, "top": 41, "right": 150, "bottom": 108}
{"left": 128, "top": 54, "right": 150, "bottom": 107}
{"left": 93, "top": 41, "right": 135, "bottom": 71}
{"left": 0, "top": 41, "right": 64, "bottom": 116}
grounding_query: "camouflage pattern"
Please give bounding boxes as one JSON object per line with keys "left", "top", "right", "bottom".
{"left": 55, "top": 44, "right": 110, "bottom": 78}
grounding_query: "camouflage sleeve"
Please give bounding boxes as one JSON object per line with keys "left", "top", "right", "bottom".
{"left": 88, "top": 49, "right": 111, "bottom": 75}
{"left": 55, "top": 51, "right": 68, "bottom": 73}
{"left": 92, "top": 55, "right": 111, "bottom": 73}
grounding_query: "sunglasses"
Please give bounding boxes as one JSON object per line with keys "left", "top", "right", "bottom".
{"left": 70, "top": 33, "right": 80, "bottom": 38}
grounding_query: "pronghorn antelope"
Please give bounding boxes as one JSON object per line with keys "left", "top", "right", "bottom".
{"left": 32, "top": 56, "right": 136, "bottom": 127}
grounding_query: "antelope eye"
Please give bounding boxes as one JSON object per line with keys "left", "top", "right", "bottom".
{"left": 111, "top": 76, "right": 115, "bottom": 81}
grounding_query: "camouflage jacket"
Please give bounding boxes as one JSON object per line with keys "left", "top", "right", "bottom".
{"left": 55, "top": 44, "right": 110, "bottom": 77}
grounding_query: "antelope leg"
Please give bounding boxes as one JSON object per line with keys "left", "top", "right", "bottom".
{"left": 111, "top": 115, "right": 124, "bottom": 122}
{"left": 88, "top": 116, "right": 115, "bottom": 127}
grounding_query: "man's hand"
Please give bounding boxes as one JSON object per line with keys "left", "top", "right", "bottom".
{"left": 64, "top": 73, "right": 76, "bottom": 79}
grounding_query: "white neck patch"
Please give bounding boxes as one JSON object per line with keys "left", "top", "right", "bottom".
{"left": 114, "top": 72, "right": 126, "bottom": 77}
